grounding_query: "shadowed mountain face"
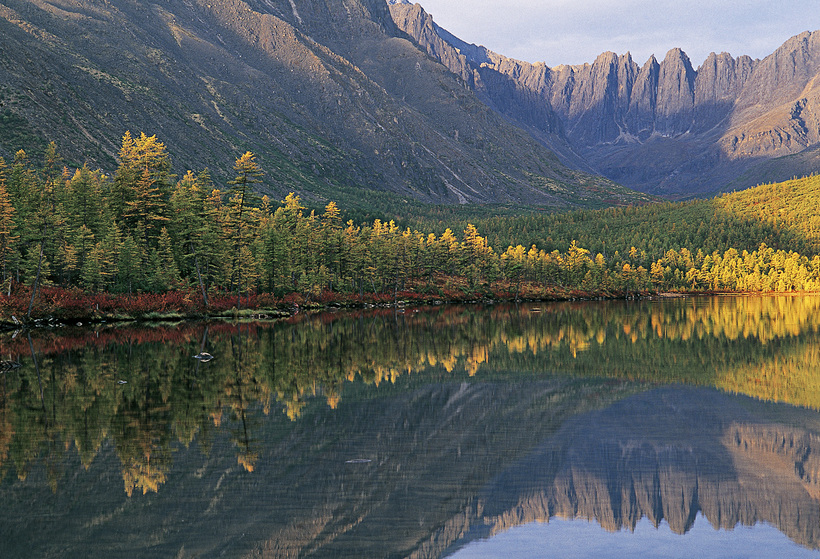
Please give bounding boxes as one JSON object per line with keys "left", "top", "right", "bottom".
{"left": 0, "top": 0, "right": 646, "bottom": 209}
{"left": 391, "top": 3, "right": 820, "bottom": 198}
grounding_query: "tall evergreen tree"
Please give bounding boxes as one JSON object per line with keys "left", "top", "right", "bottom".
{"left": 116, "top": 234, "right": 143, "bottom": 294}
{"left": 111, "top": 132, "right": 173, "bottom": 242}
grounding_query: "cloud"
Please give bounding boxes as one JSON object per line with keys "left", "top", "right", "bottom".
{"left": 415, "top": 0, "right": 816, "bottom": 67}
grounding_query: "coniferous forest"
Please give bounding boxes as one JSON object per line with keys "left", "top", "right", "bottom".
{"left": 2, "top": 133, "right": 820, "bottom": 323}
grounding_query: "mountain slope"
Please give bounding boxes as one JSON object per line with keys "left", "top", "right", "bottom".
{"left": 391, "top": 3, "right": 820, "bottom": 198}
{"left": 0, "top": 0, "right": 648, "bottom": 209}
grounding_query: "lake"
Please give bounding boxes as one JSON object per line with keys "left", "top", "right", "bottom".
{"left": 1, "top": 295, "right": 819, "bottom": 558}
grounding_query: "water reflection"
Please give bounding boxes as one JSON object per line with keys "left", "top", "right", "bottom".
{"left": 451, "top": 387, "right": 820, "bottom": 551}
{"left": 0, "top": 295, "right": 818, "bottom": 557}
{"left": 447, "top": 516, "right": 820, "bottom": 559}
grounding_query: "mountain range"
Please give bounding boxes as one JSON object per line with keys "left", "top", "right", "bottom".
{"left": 0, "top": 0, "right": 646, "bottom": 210}
{"left": 0, "top": 0, "right": 818, "bottom": 206}
{"left": 391, "top": 2, "right": 820, "bottom": 198}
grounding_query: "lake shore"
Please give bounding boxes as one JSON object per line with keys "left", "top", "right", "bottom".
{"left": 1, "top": 283, "right": 811, "bottom": 330}
{"left": 0, "top": 283, "right": 655, "bottom": 330}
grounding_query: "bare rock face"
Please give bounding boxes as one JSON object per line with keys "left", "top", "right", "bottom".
{"left": 389, "top": 3, "right": 577, "bottom": 165}
{"left": 694, "top": 52, "right": 755, "bottom": 133}
{"left": 655, "top": 48, "right": 696, "bottom": 134}
{"left": 550, "top": 52, "right": 636, "bottom": 146}
{"left": 722, "top": 31, "right": 820, "bottom": 161}
{"left": 390, "top": 3, "right": 820, "bottom": 197}
{"left": 388, "top": 3, "right": 474, "bottom": 85}
{"left": 627, "top": 56, "right": 660, "bottom": 139}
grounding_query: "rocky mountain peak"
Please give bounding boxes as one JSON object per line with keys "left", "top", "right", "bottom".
{"left": 655, "top": 48, "right": 696, "bottom": 133}
{"left": 627, "top": 55, "right": 661, "bottom": 136}
{"left": 390, "top": 4, "right": 820, "bottom": 197}
{"left": 735, "top": 30, "right": 819, "bottom": 113}
{"left": 696, "top": 52, "right": 748, "bottom": 102}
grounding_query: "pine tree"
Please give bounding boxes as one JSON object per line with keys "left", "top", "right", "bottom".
{"left": 80, "top": 242, "right": 104, "bottom": 292}
{"left": 155, "top": 227, "right": 180, "bottom": 289}
{"left": 123, "top": 168, "right": 170, "bottom": 249}
{"left": 63, "top": 165, "right": 105, "bottom": 236}
{"left": 116, "top": 234, "right": 143, "bottom": 293}
{"left": 58, "top": 241, "right": 78, "bottom": 287}
{"left": 170, "top": 171, "right": 203, "bottom": 302}
{"left": 320, "top": 201, "right": 343, "bottom": 292}
{"left": 21, "top": 143, "right": 66, "bottom": 318}
{"left": 99, "top": 223, "right": 121, "bottom": 289}
{"left": 72, "top": 225, "right": 96, "bottom": 287}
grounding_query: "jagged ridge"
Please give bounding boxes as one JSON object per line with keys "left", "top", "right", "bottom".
{"left": 391, "top": 3, "right": 820, "bottom": 198}
{"left": 432, "top": 387, "right": 820, "bottom": 557}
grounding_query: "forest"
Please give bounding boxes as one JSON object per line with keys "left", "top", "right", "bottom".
{"left": 2, "top": 133, "right": 820, "bottom": 321}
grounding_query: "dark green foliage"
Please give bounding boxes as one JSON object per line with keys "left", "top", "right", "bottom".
{"left": 459, "top": 175, "right": 820, "bottom": 259}
{"left": 3, "top": 135, "right": 820, "bottom": 305}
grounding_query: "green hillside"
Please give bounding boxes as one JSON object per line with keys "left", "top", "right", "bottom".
{"left": 438, "top": 175, "right": 820, "bottom": 260}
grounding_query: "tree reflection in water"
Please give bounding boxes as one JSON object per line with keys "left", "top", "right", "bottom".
{"left": 0, "top": 295, "right": 819, "bottom": 557}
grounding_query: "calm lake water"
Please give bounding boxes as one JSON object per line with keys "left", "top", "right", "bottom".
{"left": 1, "top": 295, "right": 820, "bottom": 558}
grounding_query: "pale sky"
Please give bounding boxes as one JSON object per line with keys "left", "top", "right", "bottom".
{"left": 413, "top": 0, "right": 818, "bottom": 68}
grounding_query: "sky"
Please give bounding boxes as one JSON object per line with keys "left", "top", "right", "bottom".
{"left": 412, "top": 0, "right": 818, "bottom": 68}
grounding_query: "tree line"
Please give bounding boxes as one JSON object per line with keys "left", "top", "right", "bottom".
{"left": 2, "top": 133, "right": 820, "bottom": 307}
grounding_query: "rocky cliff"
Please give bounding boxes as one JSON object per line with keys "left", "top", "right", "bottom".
{"left": 391, "top": 3, "right": 820, "bottom": 197}
{"left": 388, "top": 2, "right": 584, "bottom": 168}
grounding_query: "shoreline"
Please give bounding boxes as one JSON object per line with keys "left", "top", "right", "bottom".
{"left": 0, "top": 286, "right": 643, "bottom": 330}
{"left": 2, "top": 285, "right": 816, "bottom": 331}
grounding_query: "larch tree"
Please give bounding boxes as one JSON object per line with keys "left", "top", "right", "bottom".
{"left": 112, "top": 132, "right": 173, "bottom": 245}
{"left": 227, "top": 152, "right": 263, "bottom": 309}
{"left": 0, "top": 158, "right": 17, "bottom": 291}
{"left": 170, "top": 170, "right": 212, "bottom": 305}
{"left": 116, "top": 233, "right": 142, "bottom": 294}
{"left": 24, "top": 143, "right": 67, "bottom": 318}
{"left": 320, "top": 201, "right": 343, "bottom": 292}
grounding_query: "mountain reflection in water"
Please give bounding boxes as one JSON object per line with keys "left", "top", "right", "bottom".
{"left": 0, "top": 295, "right": 818, "bottom": 557}
{"left": 442, "top": 387, "right": 820, "bottom": 554}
